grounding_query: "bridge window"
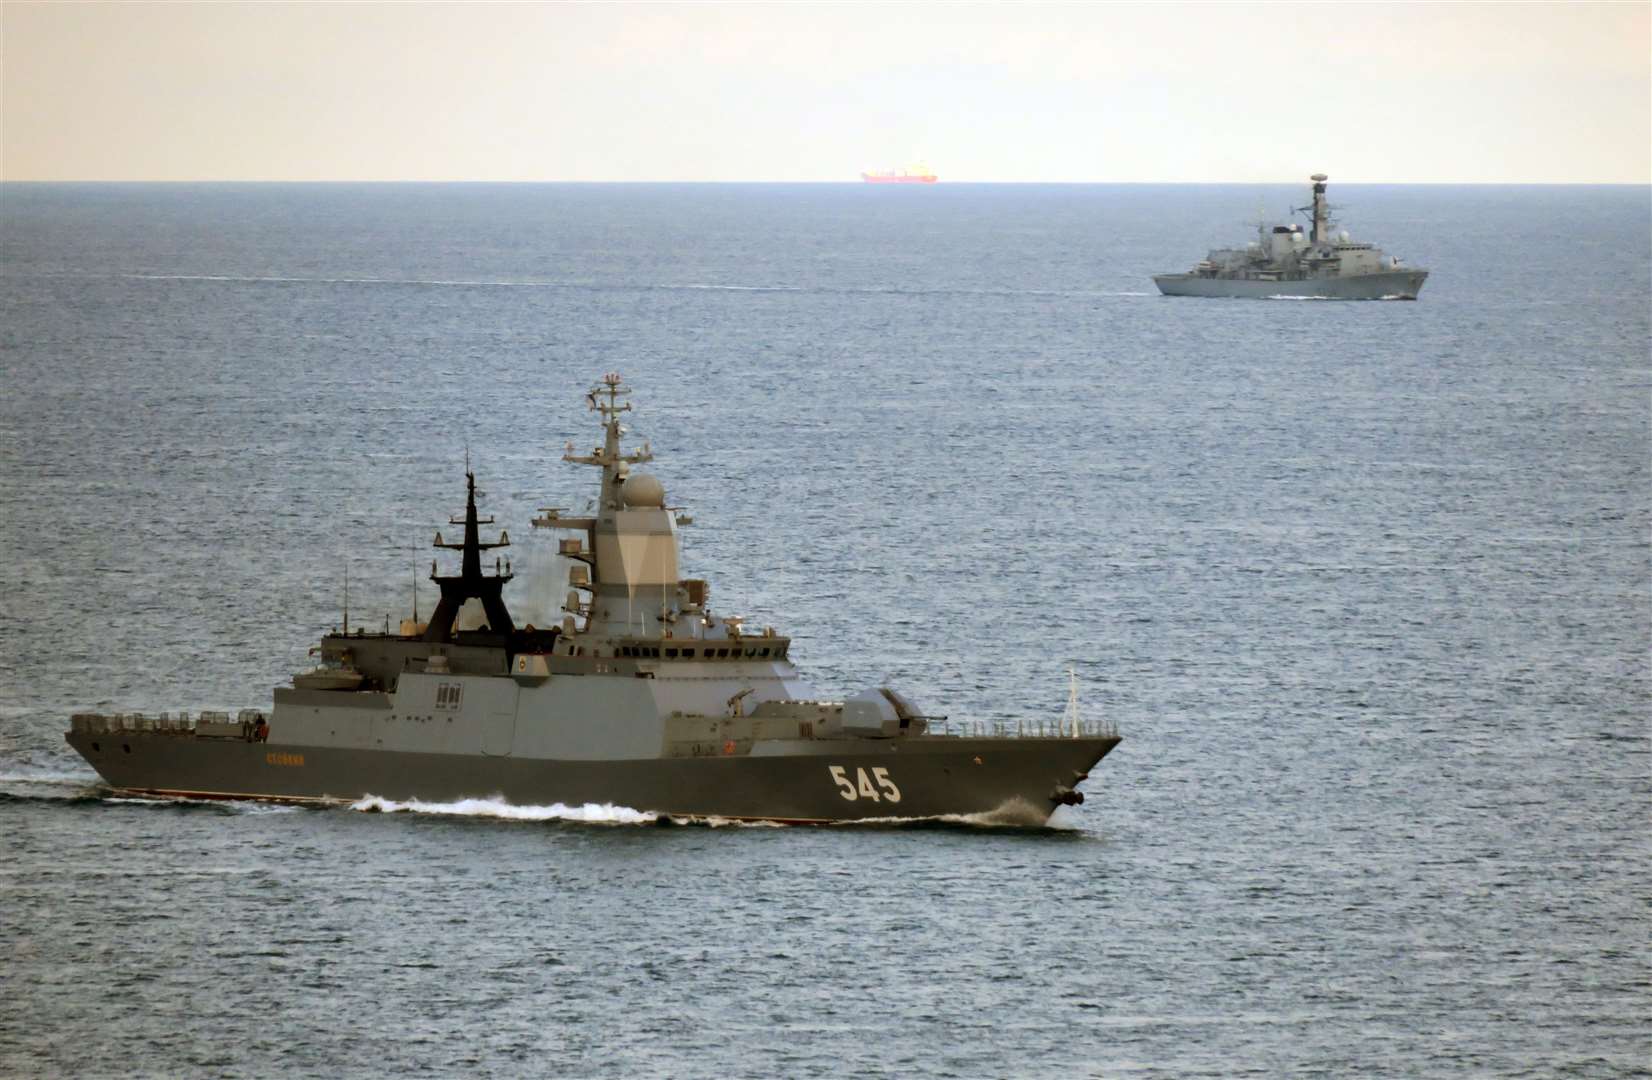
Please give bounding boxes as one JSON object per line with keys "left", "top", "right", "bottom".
{"left": 665, "top": 648, "right": 678, "bottom": 659}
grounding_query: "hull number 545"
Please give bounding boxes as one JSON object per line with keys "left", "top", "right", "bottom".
{"left": 828, "top": 765, "right": 901, "bottom": 803}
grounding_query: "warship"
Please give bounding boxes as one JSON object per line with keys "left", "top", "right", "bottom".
{"left": 65, "top": 376, "right": 1120, "bottom": 824}
{"left": 1154, "top": 173, "right": 1428, "bottom": 299}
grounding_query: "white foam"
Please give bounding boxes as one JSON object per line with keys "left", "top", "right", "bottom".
{"left": 351, "top": 794, "right": 658, "bottom": 824}
{"left": 665, "top": 814, "right": 785, "bottom": 829}
{"left": 835, "top": 797, "right": 1069, "bottom": 830}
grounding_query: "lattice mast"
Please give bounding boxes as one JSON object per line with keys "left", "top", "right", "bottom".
{"left": 424, "top": 470, "right": 514, "bottom": 642}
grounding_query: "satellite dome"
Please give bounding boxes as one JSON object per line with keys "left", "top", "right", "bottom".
{"left": 622, "top": 473, "right": 665, "bottom": 507}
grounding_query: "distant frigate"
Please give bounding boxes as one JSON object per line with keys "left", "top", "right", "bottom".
{"left": 1154, "top": 173, "right": 1428, "bottom": 299}
{"left": 66, "top": 376, "right": 1120, "bottom": 824}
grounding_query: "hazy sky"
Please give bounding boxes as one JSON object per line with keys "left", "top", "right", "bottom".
{"left": 3, "top": 1, "right": 1648, "bottom": 183}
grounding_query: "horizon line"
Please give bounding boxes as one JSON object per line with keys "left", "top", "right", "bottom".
{"left": 3, "top": 178, "right": 1648, "bottom": 187}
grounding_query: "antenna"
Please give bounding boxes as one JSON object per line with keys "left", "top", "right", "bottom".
{"left": 343, "top": 564, "right": 350, "bottom": 637}
{"left": 387, "top": 536, "right": 419, "bottom": 630}
{"left": 1063, "top": 667, "right": 1082, "bottom": 738}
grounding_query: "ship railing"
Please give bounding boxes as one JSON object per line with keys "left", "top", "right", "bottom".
{"left": 928, "top": 714, "right": 1119, "bottom": 739}
{"left": 69, "top": 710, "right": 252, "bottom": 735}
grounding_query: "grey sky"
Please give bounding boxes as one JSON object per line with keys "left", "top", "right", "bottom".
{"left": 3, "top": 1, "right": 1647, "bottom": 182}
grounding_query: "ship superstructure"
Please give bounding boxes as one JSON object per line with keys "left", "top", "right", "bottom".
{"left": 65, "top": 375, "right": 1118, "bottom": 823}
{"left": 1154, "top": 173, "right": 1428, "bottom": 299}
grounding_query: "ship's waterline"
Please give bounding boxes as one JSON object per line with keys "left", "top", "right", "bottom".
{"left": 1154, "top": 268, "right": 1428, "bottom": 300}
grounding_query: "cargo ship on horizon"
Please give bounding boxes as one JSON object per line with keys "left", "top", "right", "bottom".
{"left": 861, "top": 164, "right": 937, "bottom": 184}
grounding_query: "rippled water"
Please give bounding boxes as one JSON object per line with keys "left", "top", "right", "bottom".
{"left": 1, "top": 183, "right": 1648, "bottom": 1078}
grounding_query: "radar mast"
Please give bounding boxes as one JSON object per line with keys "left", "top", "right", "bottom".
{"left": 423, "top": 470, "right": 514, "bottom": 642}
{"left": 562, "top": 372, "right": 653, "bottom": 510}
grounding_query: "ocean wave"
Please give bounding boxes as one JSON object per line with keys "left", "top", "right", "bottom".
{"left": 0, "top": 776, "right": 106, "bottom": 805}
{"left": 117, "top": 272, "right": 808, "bottom": 294}
{"left": 677, "top": 283, "right": 804, "bottom": 293}
{"left": 0, "top": 770, "right": 98, "bottom": 787}
{"left": 70, "top": 271, "right": 1118, "bottom": 302}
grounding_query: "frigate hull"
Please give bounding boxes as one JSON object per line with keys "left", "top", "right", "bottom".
{"left": 65, "top": 731, "right": 1119, "bottom": 824}
{"left": 1153, "top": 269, "right": 1428, "bottom": 300}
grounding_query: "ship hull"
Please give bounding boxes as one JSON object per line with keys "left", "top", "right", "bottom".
{"left": 1153, "top": 269, "right": 1427, "bottom": 300}
{"left": 65, "top": 731, "right": 1118, "bottom": 824}
{"left": 861, "top": 175, "right": 937, "bottom": 184}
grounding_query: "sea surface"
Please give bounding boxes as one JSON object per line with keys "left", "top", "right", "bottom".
{"left": 1, "top": 182, "right": 1648, "bottom": 1078}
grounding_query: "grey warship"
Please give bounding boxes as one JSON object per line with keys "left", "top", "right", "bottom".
{"left": 1154, "top": 173, "right": 1428, "bottom": 299}
{"left": 65, "top": 375, "right": 1119, "bottom": 824}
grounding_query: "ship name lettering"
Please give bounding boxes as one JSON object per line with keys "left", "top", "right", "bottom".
{"left": 827, "top": 765, "right": 900, "bottom": 803}
{"left": 265, "top": 752, "right": 305, "bottom": 767}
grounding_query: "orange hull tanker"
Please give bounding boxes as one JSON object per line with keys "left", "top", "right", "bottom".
{"left": 861, "top": 167, "right": 937, "bottom": 184}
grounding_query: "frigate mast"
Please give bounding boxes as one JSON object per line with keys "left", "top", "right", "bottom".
{"left": 423, "top": 469, "right": 514, "bottom": 643}
{"left": 1293, "top": 172, "right": 1332, "bottom": 244}
{"left": 563, "top": 372, "right": 653, "bottom": 505}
